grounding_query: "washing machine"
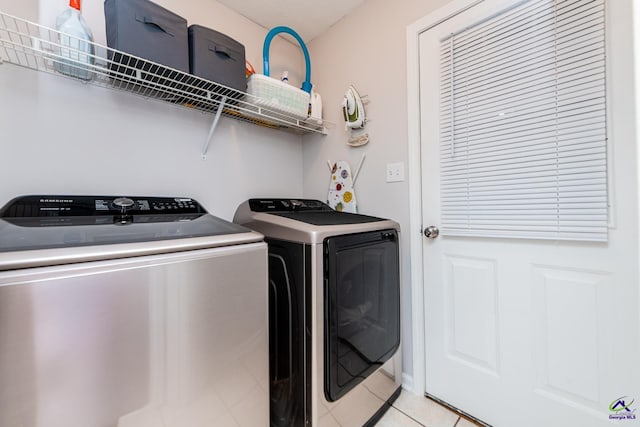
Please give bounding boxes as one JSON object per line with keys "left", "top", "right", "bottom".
{"left": 0, "top": 195, "right": 269, "bottom": 427}
{"left": 234, "top": 198, "right": 402, "bottom": 427}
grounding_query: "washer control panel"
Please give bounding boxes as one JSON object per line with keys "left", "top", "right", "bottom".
{"left": 94, "top": 197, "right": 199, "bottom": 214}
{"left": 248, "top": 198, "right": 331, "bottom": 212}
{"left": 1, "top": 196, "right": 204, "bottom": 219}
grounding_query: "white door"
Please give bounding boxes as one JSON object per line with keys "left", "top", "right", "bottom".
{"left": 419, "top": 1, "right": 640, "bottom": 426}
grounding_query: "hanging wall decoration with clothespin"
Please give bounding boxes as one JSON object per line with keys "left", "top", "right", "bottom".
{"left": 326, "top": 155, "right": 366, "bottom": 213}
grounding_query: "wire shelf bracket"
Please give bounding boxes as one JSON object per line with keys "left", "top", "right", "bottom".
{"left": 201, "top": 95, "right": 227, "bottom": 159}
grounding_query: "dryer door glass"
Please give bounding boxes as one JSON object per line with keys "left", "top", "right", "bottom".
{"left": 324, "top": 229, "right": 400, "bottom": 401}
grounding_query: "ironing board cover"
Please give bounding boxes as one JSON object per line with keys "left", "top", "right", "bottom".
{"left": 327, "top": 161, "right": 357, "bottom": 213}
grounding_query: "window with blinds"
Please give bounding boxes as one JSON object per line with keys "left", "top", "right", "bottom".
{"left": 439, "top": 0, "right": 607, "bottom": 241}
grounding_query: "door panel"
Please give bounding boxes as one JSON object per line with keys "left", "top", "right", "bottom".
{"left": 533, "top": 267, "right": 603, "bottom": 402}
{"left": 419, "top": 1, "right": 639, "bottom": 426}
{"left": 444, "top": 255, "right": 498, "bottom": 375}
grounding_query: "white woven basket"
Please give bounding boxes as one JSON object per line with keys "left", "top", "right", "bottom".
{"left": 247, "top": 74, "right": 310, "bottom": 120}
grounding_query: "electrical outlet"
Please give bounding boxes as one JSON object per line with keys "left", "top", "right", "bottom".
{"left": 386, "top": 162, "right": 405, "bottom": 183}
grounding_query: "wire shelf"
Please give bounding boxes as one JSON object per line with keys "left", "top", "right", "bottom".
{"left": 0, "top": 11, "right": 328, "bottom": 135}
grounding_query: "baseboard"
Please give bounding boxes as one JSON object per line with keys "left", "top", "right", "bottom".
{"left": 401, "top": 373, "right": 415, "bottom": 394}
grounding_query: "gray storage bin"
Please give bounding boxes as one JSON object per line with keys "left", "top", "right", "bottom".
{"left": 104, "top": 0, "right": 189, "bottom": 75}
{"left": 188, "top": 25, "right": 246, "bottom": 95}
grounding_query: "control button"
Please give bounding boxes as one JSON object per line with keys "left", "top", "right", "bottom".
{"left": 113, "top": 197, "right": 135, "bottom": 214}
{"left": 113, "top": 197, "right": 135, "bottom": 208}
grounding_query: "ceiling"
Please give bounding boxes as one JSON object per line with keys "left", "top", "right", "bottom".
{"left": 215, "top": 0, "right": 368, "bottom": 42}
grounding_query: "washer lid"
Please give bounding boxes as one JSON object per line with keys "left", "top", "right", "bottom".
{"left": 0, "top": 196, "right": 263, "bottom": 268}
{"left": 245, "top": 198, "right": 385, "bottom": 225}
{"left": 270, "top": 211, "right": 383, "bottom": 226}
{"left": 234, "top": 198, "right": 400, "bottom": 244}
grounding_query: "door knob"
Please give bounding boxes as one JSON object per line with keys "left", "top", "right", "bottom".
{"left": 423, "top": 225, "right": 439, "bottom": 239}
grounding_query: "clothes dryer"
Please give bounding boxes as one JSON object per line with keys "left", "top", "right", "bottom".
{"left": 234, "top": 198, "right": 402, "bottom": 427}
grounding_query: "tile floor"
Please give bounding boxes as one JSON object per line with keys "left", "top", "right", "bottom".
{"left": 375, "top": 392, "right": 484, "bottom": 427}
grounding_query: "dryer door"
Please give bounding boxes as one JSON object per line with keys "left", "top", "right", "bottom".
{"left": 323, "top": 229, "right": 400, "bottom": 402}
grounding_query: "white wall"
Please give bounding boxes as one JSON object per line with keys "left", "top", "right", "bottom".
{"left": 0, "top": 0, "right": 307, "bottom": 220}
{"left": 304, "top": 0, "right": 452, "bottom": 383}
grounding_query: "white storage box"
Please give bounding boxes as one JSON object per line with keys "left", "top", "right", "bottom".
{"left": 247, "top": 74, "right": 310, "bottom": 120}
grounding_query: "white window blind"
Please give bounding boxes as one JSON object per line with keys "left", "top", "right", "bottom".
{"left": 439, "top": 0, "right": 607, "bottom": 241}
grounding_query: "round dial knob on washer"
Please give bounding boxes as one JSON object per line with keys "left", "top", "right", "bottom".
{"left": 113, "top": 197, "right": 135, "bottom": 213}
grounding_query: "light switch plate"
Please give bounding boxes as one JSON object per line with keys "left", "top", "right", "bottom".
{"left": 386, "top": 162, "right": 405, "bottom": 182}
